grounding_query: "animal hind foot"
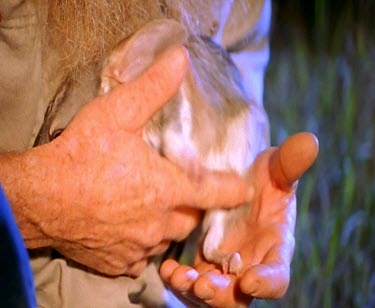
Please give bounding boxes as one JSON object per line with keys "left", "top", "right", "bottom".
{"left": 210, "top": 251, "right": 243, "bottom": 275}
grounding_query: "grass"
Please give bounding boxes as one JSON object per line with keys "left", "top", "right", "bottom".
{"left": 255, "top": 1, "right": 375, "bottom": 307}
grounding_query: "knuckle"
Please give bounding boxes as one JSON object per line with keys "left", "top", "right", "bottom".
{"left": 147, "top": 240, "right": 170, "bottom": 256}
{"left": 100, "top": 263, "right": 124, "bottom": 276}
{"left": 105, "top": 258, "right": 128, "bottom": 276}
{"left": 128, "top": 260, "right": 148, "bottom": 277}
{"left": 138, "top": 222, "right": 164, "bottom": 247}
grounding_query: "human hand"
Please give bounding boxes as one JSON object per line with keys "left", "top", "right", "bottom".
{"left": 24, "top": 46, "right": 252, "bottom": 277}
{"left": 161, "top": 132, "right": 319, "bottom": 307}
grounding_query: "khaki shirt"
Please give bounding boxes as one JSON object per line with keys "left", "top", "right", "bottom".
{"left": 0, "top": 0, "right": 270, "bottom": 307}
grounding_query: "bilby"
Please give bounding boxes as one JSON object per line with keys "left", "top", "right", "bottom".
{"left": 99, "top": 19, "right": 269, "bottom": 274}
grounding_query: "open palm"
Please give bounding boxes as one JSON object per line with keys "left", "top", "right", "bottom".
{"left": 161, "top": 132, "right": 319, "bottom": 308}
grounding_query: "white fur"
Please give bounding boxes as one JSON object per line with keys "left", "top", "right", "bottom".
{"left": 144, "top": 79, "right": 268, "bottom": 274}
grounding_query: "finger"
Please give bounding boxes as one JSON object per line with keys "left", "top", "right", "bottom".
{"left": 270, "top": 132, "right": 319, "bottom": 190}
{"left": 239, "top": 262, "right": 290, "bottom": 299}
{"left": 170, "top": 265, "right": 199, "bottom": 292}
{"left": 161, "top": 262, "right": 233, "bottom": 308}
{"left": 126, "top": 259, "right": 149, "bottom": 277}
{"left": 104, "top": 45, "right": 189, "bottom": 131}
{"left": 161, "top": 261, "right": 252, "bottom": 307}
{"left": 160, "top": 259, "right": 180, "bottom": 284}
{"left": 194, "top": 272, "right": 231, "bottom": 300}
{"left": 238, "top": 227, "right": 294, "bottom": 299}
{"left": 193, "top": 272, "right": 251, "bottom": 308}
{"left": 193, "top": 273, "right": 220, "bottom": 301}
{"left": 146, "top": 240, "right": 171, "bottom": 256}
{"left": 164, "top": 207, "right": 202, "bottom": 241}
{"left": 177, "top": 170, "right": 254, "bottom": 210}
{"left": 160, "top": 260, "right": 199, "bottom": 291}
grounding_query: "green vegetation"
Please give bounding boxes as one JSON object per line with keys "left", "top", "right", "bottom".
{"left": 257, "top": 1, "right": 375, "bottom": 307}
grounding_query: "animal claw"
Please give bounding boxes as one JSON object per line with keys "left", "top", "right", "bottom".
{"left": 219, "top": 252, "right": 242, "bottom": 275}
{"left": 229, "top": 252, "right": 242, "bottom": 275}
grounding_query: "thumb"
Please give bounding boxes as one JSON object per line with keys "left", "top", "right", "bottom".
{"left": 104, "top": 45, "right": 189, "bottom": 131}
{"left": 269, "top": 132, "right": 319, "bottom": 190}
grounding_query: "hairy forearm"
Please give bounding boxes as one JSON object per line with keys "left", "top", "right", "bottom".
{"left": 0, "top": 143, "right": 60, "bottom": 248}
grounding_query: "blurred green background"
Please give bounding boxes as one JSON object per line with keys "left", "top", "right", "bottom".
{"left": 257, "top": 1, "right": 375, "bottom": 307}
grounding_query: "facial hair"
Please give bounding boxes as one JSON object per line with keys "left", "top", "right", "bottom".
{"left": 45, "top": 0, "right": 223, "bottom": 79}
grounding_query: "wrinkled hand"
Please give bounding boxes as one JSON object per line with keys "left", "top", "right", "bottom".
{"left": 34, "top": 47, "right": 252, "bottom": 276}
{"left": 161, "top": 132, "right": 319, "bottom": 307}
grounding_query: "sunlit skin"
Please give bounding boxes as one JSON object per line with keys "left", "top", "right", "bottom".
{"left": 1, "top": 46, "right": 318, "bottom": 306}
{"left": 161, "top": 132, "right": 319, "bottom": 307}
{"left": 0, "top": 47, "right": 252, "bottom": 277}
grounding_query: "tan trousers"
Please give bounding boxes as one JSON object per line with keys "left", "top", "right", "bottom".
{"left": 31, "top": 249, "right": 170, "bottom": 307}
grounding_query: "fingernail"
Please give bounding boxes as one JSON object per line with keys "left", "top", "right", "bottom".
{"left": 209, "top": 274, "right": 231, "bottom": 289}
{"left": 186, "top": 269, "right": 199, "bottom": 280}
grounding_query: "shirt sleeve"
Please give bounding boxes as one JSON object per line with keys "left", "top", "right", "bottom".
{"left": 213, "top": 0, "right": 271, "bottom": 106}
{"left": 0, "top": 186, "right": 37, "bottom": 308}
